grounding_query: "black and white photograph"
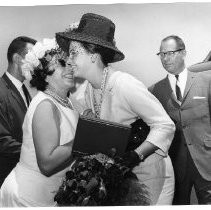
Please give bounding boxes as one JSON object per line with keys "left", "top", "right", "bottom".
{"left": 0, "top": 0, "right": 211, "bottom": 207}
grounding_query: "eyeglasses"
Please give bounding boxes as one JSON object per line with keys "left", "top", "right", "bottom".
{"left": 157, "top": 49, "right": 185, "bottom": 58}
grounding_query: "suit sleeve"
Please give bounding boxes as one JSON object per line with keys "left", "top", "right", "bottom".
{"left": 118, "top": 74, "right": 175, "bottom": 156}
{"left": 0, "top": 98, "right": 22, "bottom": 156}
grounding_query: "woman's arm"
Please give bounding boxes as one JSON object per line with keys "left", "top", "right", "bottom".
{"left": 119, "top": 74, "right": 175, "bottom": 158}
{"left": 32, "top": 99, "right": 73, "bottom": 177}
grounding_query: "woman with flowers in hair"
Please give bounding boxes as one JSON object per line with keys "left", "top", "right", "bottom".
{"left": 56, "top": 13, "right": 176, "bottom": 205}
{"left": 0, "top": 38, "right": 79, "bottom": 206}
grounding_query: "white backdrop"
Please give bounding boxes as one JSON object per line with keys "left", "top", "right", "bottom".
{"left": 0, "top": 3, "right": 211, "bottom": 87}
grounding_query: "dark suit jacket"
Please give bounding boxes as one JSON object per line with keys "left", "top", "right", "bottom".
{"left": 149, "top": 70, "right": 211, "bottom": 182}
{"left": 0, "top": 73, "right": 28, "bottom": 186}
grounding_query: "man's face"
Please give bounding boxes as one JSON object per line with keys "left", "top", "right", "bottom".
{"left": 159, "top": 39, "right": 186, "bottom": 75}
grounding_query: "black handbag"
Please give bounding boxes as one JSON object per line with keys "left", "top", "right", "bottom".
{"left": 72, "top": 115, "right": 131, "bottom": 156}
{"left": 126, "top": 118, "right": 150, "bottom": 151}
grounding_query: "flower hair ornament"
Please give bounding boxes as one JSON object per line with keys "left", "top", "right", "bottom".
{"left": 65, "top": 22, "right": 79, "bottom": 33}
{"left": 21, "top": 38, "right": 65, "bottom": 80}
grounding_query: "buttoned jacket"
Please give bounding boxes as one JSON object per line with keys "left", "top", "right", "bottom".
{"left": 77, "top": 70, "right": 175, "bottom": 157}
{"left": 150, "top": 70, "right": 211, "bottom": 181}
{"left": 0, "top": 73, "right": 28, "bottom": 186}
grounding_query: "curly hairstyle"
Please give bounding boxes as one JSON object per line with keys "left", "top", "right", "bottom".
{"left": 30, "top": 55, "right": 66, "bottom": 91}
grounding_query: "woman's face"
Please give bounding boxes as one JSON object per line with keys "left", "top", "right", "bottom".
{"left": 48, "top": 58, "right": 74, "bottom": 91}
{"left": 67, "top": 41, "right": 92, "bottom": 80}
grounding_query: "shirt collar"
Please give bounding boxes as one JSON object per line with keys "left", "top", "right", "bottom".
{"left": 6, "top": 72, "right": 23, "bottom": 90}
{"left": 168, "top": 68, "right": 188, "bottom": 81}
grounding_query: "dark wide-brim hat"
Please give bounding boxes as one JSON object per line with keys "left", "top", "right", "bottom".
{"left": 56, "top": 13, "right": 125, "bottom": 63}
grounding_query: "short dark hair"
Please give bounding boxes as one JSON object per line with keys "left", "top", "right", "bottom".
{"left": 81, "top": 42, "right": 115, "bottom": 66}
{"left": 30, "top": 58, "right": 66, "bottom": 91}
{"left": 161, "top": 35, "right": 186, "bottom": 50}
{"left": 7, "top": 36, "right": 37, "bottom": 63}
{"left": 30, "top": 58, "right": 54, "bottom": 91}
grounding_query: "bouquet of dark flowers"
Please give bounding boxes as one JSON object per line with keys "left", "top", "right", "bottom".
{"left": 54, "top": 153, "right": 150, "bottom": 206}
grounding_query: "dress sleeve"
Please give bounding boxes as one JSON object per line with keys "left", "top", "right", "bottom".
{"left": 118, "top": 74, "right": 175, "bottom": 156}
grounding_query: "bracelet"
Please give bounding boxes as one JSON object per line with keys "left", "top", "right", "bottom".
{"left": 138, "top": 152, "right": 145, "bottom": 161}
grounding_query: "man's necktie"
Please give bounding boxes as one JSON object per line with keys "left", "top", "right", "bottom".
{"left": 22, "top": 84, "right": 31, "bottom": 107}
{"left": 175, "top": 75, "right": 182, "bottom": 102}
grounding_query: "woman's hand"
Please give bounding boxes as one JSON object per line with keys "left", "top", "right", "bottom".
{"left": 115, "top": 150, "right": 141, "bottom": 169}
{"left": 82, "top": 109, "right": 96, "bottom": 118}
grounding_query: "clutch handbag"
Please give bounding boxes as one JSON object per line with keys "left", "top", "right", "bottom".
{"left": 126, "top": 118, "right": 150, "bottom": 151}
{"left": 72, "top": 115, "right": 132, "bottom": 156}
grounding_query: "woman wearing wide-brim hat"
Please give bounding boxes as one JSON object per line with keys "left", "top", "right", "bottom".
{"left": 56, "top": 13, "right": 176, "bottom": 205}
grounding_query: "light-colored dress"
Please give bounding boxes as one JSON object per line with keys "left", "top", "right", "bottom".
{"left": 0, "top": 91, "right": 78, "bottom": 207}
{"left": 75, "top": 68, "right": 175, "bottom": 205}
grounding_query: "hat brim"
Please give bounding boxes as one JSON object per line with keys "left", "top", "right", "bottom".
{"left": 56, "top": 31, "right": 125, "bottom": 63}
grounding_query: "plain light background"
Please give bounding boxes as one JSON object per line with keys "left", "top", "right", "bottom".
{"left": 0, "top": 3, "right": 211, "bottom": 88}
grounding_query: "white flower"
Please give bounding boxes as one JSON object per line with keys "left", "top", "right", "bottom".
{"left": 43, "top": 38, "right": 58, "bottom": 51}
{"left": 69, "top": 22, "right": 79, "bottom": 30}
{"left": 33, "top": 42, "right": 46, "bottom": 59}
{"left": 24, "top": 50, "right": 40, "bottom": 67}
{"left": 32, "top": 38, "right": 58, "bottom": 59}
{"left": 22, "top": 38, "right": 60, "bottom": 81}
{"left": 21, "top": 50, "right": 40, "bottom": 81}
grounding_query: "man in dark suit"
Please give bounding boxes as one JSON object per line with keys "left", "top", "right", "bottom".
{"left": 149, "top": 35, "right": 211, "bottom": 204}
{"left": 0, "top": 36, "right": 36, "bottom": 187}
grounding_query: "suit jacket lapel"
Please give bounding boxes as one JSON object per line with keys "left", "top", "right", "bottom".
{"left": 182, "top": 71, "right": 196, "bottom": 103}
{"left": 2, "top": 73, "right": 27, "bottom": 111}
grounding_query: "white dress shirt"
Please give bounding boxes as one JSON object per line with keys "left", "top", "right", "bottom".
{"left": 6, "top": 72, "right": 28, "bottom": 107}
{"left": 168, "top": 68, "right": 188, "bottom": 97}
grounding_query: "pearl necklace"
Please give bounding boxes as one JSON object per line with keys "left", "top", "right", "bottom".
{"left": 45, "top": 88, "right": 73, "bottom": 109}
{"left": 92, "top": 67, "right": 109, "bottom": 118}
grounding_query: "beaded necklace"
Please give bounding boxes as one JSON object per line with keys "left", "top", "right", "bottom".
{"left": 45, "top": 88, "right": 73, "bottom": 109}
{"left": 92, "top": 67, "right": 109, "bottom": 118}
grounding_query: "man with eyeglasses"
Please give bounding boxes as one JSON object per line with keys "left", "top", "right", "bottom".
{"left": 149, "top": 35, "right": 211, "bottom": 205}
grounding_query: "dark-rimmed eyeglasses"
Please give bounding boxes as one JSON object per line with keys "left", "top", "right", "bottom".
{"left": 157, "top": 49, "right": 185, "bottom": 58}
